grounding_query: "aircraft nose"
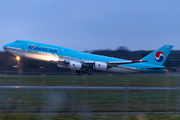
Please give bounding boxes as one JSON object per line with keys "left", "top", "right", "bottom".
{"left": 3, "top": 44, "right": 8, "bottom": 50}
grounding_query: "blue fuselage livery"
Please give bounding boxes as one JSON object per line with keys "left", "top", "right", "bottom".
{"left": 3, "top": 40, "right": 173, "bottom": 74}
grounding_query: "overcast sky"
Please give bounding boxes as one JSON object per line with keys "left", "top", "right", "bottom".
{"left": 0, "top": 0, "right": 180, "bottom": 51}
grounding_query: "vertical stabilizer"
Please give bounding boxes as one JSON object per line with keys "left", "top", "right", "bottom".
{"left": 141, "top": 44, "right": 173, "bottom": 66}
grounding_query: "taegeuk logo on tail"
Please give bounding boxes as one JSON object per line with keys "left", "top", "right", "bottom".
{"left": 154, "top": 51, "right": 165, "bottom": 62}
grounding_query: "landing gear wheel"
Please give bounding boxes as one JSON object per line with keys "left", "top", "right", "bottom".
{"left": 88, "top": 69, "right": 92, "bottom": 75}
{"left": 76, "top": 70, "right": 81, "bottom": 75}
{"left": 76, "top": 69, "right": 92, "bottom": 75}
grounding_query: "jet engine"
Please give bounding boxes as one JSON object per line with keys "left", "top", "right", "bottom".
{"left": 93, "top": 62, "right": 108, "bottom": 70}
{"left": 68, "top": 61, "right": 82, "bottom": 70}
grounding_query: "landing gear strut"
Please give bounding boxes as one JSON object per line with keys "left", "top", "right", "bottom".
{"left": 76, "top": 69, "right": 92, "bottom": 75}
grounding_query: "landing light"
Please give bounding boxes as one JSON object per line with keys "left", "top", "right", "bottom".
{"left": 13, "top": 66, "right": 18, "bottom": 68}
{"left": 16, "top": 56, "right": 20, "bottom": 61}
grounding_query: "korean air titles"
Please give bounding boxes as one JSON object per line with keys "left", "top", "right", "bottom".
{"left": 28, "top": 45, "right": 58, "bottom": 54}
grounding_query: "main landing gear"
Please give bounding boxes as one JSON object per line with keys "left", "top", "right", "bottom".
{"left": 76, "top": 69, "right": 92, "bottom": 75}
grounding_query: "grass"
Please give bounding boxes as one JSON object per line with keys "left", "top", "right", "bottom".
{"left": 0, "top": 75, "right": 180, "bottom": 119}
{"left": 0, "top": 75, "right": 178, "bottom": 87}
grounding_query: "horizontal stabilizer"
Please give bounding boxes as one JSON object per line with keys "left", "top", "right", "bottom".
{"left": 109, "top": 60, "right": 148, "bottom": 64}
{"left": 146, "top": 66, "right": 165, "bottom": 69}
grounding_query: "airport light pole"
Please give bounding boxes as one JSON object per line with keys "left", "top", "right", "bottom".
{"left": 16, "top": 56, "right": 23, "bottom": 75}
{"left": 16, "top": 56, "right": 23, "bottom": 112}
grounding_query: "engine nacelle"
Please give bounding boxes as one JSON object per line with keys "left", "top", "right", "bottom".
{"left": 93, "top": 62, "right": 108, "bottom": 70}
{"left": 68, "top": 61, "right": 82, "bottom": 70}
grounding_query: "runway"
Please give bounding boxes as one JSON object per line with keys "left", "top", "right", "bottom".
{"left": 0, "top": 86, "right": 180, "bottom": 90}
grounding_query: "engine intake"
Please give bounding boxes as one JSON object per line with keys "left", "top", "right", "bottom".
{"left": 93, "top": 62, "right": 108, "bottom": 70}
{"left": 68, "top": 61, "right": 82, "bottom": 70}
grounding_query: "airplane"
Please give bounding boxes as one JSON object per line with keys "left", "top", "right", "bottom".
{"left": 3, "top": 40, "right": 173, "bottom": 74}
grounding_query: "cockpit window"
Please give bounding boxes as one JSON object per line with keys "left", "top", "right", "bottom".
{"left": 14, "top": 41, "right": 19, "bottom": 43}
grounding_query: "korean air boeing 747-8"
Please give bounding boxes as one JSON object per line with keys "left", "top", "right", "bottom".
{"left": 3, "top": 40, "right": 173, "bottom": 74}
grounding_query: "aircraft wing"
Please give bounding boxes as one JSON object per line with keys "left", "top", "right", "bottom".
{"left": 83, "top": 60, "right": 147, "bottom": 67}
{"left": 49, "top": 57, "right": 73, "bottom": 64}
{"left": 50, "top": 57, "right": 147, "bottom": 68}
